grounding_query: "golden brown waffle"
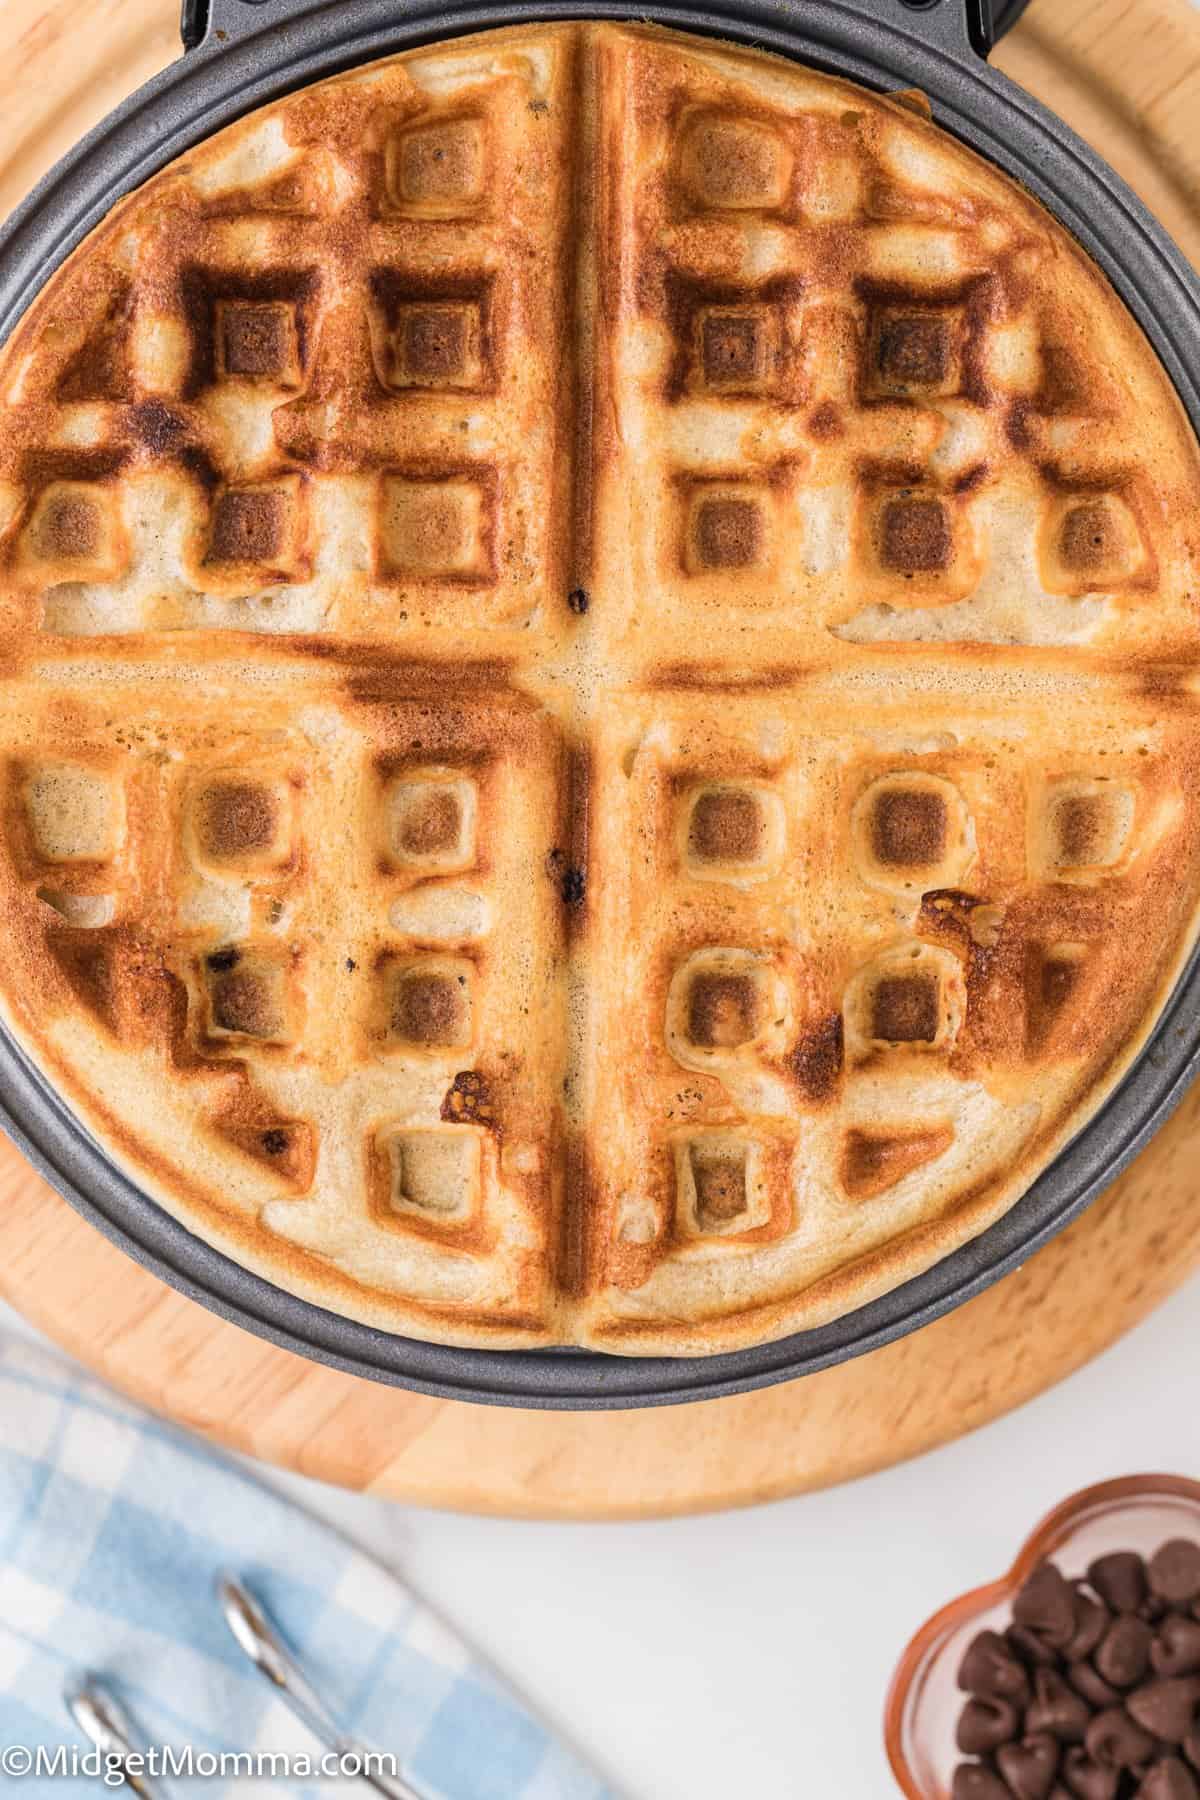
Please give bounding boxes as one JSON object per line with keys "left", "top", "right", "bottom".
{"left": 1, "top": 23, "right": 1199, "bottom": 1353}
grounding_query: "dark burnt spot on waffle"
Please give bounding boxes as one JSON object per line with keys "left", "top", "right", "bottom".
{"left": 791, "top": 1013, "right": 845, "bottom": 1103}
{"left": 807, "top": 400, "right": 843, "bottom": 440}
{"left": 387, "top": 117, "right": 487, "bottom": 213}
{"left": 1061, "top": 500, "right": 1121, "bottom": 571}
{"left": 872, "top": 306, "right": 960, "bottom": 396}
{"left": 854, "top": 775, "right": 973, "bottom": 896}
{"left": 178, "top": 267, "right": 319, "bottom": 397}
{"left": 871, "top": 971, "right": 940, "bottom": 1044}
{"left": 205, "top": 944, "right": 240, "bottom": 973}
{"left": 192, "top": 779, "right": 281, "bottom": 864}
{"left": 872, "top": 785, "right": 947, "bottom": 868}
{"left": 390, "top": 965, "right": 473, "bottom": 1048}
{"left": 690, "top": 1140, "right": 747, "bottom": 1230}
{"left": 369, "top": 269, "right": 493, "bottom": 394}
{"left": 686, "top": 969, "right": 759, "bottom": 1049}
{"left": 208, "top": 962, "right": 286, "bottom": 1040}
{"left": 688, "top": 786, "right": 764, "bottom": 866}
{"left": 441, "top": 1068, "right": 496, "bottom": 1125}
{"left": 1005, "top": 397, "right": 1035, "bottom": 453}
{"left": 376, "top": 474, "right": 493, "bottom": 582}
{"left": 381, "top": 1125, "right": 480, "bottom": 1221}
{"left": 661, "top": 271, "right": 799, "bottom": 403}
{"left": 699, "top": 309, "right": 766, "bottom": 389}
{"left": 839, "top": 1124, "right": 954, "bottom": 1199}
{"left": 676, "top": 1132, "right": 776, "bottom": 1239}
{"left": 691, "top": 493, "right": 764, "bottom": 571}
{"left": 1058, "top": 495, "right": 1144, "bottom": 583}
{"left": 396, "top": 303, "right": 478, "bottom": 388}
{"left": 38, "top": 493, "right": 99, "bottom": 561}
{"left": 131, "top": 401, "right": 190, "bottom": 456}
{"left": 20, "top": 447, "right": 127, "bottom": 488}
{"left": 215, "top": 1111, "right": 315, "bottom": 1187}
{"left": 216, "top": 299, "right": 301, "bottom": 385}
{"left": 679, "top": 112, "right": 791, "bottom": 211}
{"left": 561, "top": 864, "right": 586, "bottom": 905}
{"left": 207, "top": 488, "right": 287, "bottom": 566}
{"left": 879, "top": 494, "right": 952, "bottom": 575}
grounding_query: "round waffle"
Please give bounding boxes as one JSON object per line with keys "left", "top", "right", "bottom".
{"left": 1, "top": 22, "right": 1199, "bottom": 1355}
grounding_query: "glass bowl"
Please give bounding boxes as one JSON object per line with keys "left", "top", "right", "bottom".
{"left": 884, "top": 1474, "right": 1200, "bottom": 1798}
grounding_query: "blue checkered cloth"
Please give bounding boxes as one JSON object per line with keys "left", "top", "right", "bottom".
{"left": 0, "top": 1334, "right": 614, "bottom": 1799}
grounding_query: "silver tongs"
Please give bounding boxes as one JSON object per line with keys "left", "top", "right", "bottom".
{"left": 64, "top": 1578, "right": 429, "bottom": 1799}
{"left": 216, "top": 1573, "right": 427, "bottom": 1800}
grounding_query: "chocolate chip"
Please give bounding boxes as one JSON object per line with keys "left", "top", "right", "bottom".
{"left": 1016, "top": 1564, "right": 1081, "bottom": 1651}
{"left": 1027, "top": 1669, "right": 1092, "bottom": 1744}
{"left": 1089, "top": 1554, "right": 1149, "bottom": 1615}
{"left": 953, "top": 1766, "right": 1016, "bottom": 1800}
{"left": 1154, "top": 1619, "right": 1200, "bottom": 1678}
{"left": 1095, "top": 1616, "right": 1155, "bottom": 1689}
{"left": 1061, "top": 1747, "right": 1120, "bottom": 1799}
{"left": 998, "top": 1733, "right": 1061, "bottom": 1800}
{"left": 1085, "top": 1705, "right": 1156, "bottom": 1769}
{"left": 960, "top": 1629, "right": 1033, "bottom": 1704}
{"left": 1127, "top": 1678, "right": 1200, "bottom": 1745}
{"left": 1065, "top": 1590, "right": 1112, "bottom": 1663}
{"left": 1139, "top": 1758, "right": 1200, "bottom": 1800}
{"left": 1011, "top": 1623, "right": 1064, "bottom": 1668}
{"left": 958, "top": 1695, "right": 1023, "bottom": 1755}
{"left": 1068, "top": 1661, "right": 1122, "bottom": 1711}
{"left": 1151, "top": 1546, "right": 1200, "bottom": 1608}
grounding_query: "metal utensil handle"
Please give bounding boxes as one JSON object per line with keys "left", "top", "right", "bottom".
{"left": 216, "top": 1575, "right": 428, "bottom": 1800}
{"left": 64, "top": 1674, "right": 171, "bottom": 1800}
{"left": 181, "top": 0, "right": 1031, "bottom": 58}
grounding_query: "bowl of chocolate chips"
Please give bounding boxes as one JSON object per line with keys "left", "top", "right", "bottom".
{"left": 886, "top": 1476, "right": 1200, "bottom": 1799}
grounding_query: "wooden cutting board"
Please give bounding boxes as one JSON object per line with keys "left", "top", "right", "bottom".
{"left": 1, "top": 0, "right": 1198, "bottom": 1519}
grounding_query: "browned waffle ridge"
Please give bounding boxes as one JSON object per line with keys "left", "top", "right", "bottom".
{"left": 1, "top": 23, "right": 1199, "bottom": 1354}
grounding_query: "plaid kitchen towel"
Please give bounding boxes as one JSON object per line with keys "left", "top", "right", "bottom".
{"left": 0, "top": 1332, "right": 614, "bottom": 1800}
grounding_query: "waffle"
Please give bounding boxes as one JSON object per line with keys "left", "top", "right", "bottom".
{"left": 0, "top": 23, "right": 1199, "bottom": 1354}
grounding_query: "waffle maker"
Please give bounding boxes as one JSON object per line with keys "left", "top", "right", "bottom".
{"left": 1, "top": 0, "right": 1198, "bottom": 1408}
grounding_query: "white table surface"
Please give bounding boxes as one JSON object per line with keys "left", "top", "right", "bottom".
{"left": 7, "top": 1272, "right": 1200, "bottom": 1799}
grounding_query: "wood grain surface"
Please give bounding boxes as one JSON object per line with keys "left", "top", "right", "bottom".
{"left": 0, "top": 0, "right": 1198, "bottom": 1519}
